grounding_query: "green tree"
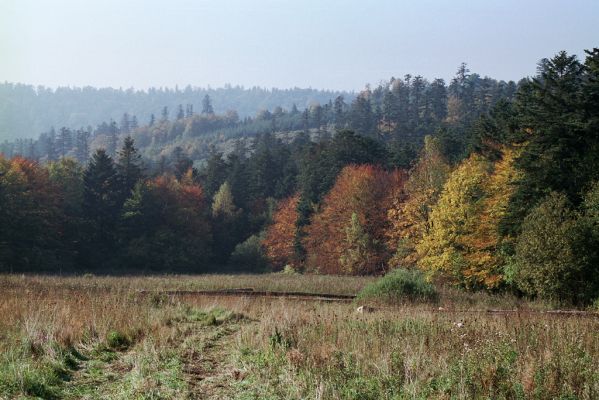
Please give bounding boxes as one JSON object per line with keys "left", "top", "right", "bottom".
{"left": 81, "top": 149, "right": 120, "bottom": 267}
{"left": 339, "top": 213, "right": 377, "bottom": 275}
{"left": 115, "top": 136, "right": 143, "bottom": 201}
{"left": 512, "top": 192, "right": 585, "bottom": 303}
{"left": 202, "top": 94, "right": 214, "bottom": 115}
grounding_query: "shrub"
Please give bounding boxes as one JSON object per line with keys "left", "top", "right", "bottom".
{"left": 228, "top": 235, "right": 269, "bottom": 271}
{"left": 356, "top": 268, "right": 438, "bottom": 304}
{"left": 513, "top": 192, "right": 595, "bottom": 304}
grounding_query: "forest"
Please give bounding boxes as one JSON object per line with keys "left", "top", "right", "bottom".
{"left": 1, "top": 48, "right": 599, "bottom": 305}
{"left": 0, "top": 84, "right": 351, "bottom": 141}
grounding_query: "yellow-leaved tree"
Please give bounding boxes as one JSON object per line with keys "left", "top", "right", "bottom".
{"left": 416, "top": 147, "right": 521, "bottom": 289}
{"left": 385, "top": 136, "right": 451, "bottom": 268}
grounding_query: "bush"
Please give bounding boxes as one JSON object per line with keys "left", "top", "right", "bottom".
{"left": 513, "top": 192, "right": 597, "bottom": 304}
{"left": 228, "top": 235, "right": 269, "bottom": 271}
{"left": 356, "top": 268, "right": 438, "bottom": 304}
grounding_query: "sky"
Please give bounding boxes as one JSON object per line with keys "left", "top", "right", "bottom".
{"left": 1, "top": 0, "right": 599, "bottom": 91}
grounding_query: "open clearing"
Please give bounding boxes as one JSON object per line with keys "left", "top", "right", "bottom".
{"left": 1, "top": 274, "right": 598, "bottom": 399}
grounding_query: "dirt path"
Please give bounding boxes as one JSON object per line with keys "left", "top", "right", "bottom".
{"left": 182, "top": 323, "right": 244, "bottom": 399}
{"left": 60, "top": 308, "right": 250, "bottom": 400}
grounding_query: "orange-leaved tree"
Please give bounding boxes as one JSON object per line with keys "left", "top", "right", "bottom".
{"left": 303, "top": 164, "right": 405, "bottom": 275}
{"left": 262, "top": 193, "right": 300, "bottom": 270}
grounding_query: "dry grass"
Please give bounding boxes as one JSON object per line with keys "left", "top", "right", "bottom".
{"left": 0, "top": 273, "right": 375, "bottom": 296}
{"left": 1, "top": 274, "right": 597, "bottom": 399}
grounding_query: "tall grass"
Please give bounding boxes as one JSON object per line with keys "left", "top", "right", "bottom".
{"left": 1, "top": 275, "right": 597, "bottom": 399}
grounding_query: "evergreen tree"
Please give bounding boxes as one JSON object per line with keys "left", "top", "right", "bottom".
{"left": 116, "top": 136, "right": 143, "bottom": 201}
{"left": 202, "top": 94, "right": 214, "bottom": 115}
{"left": 107, "top": 120, "right": 118, "bottom": 157}
{"left": 185, "top": 104, "right": 194, "bottom": 118}
{"left": 75, "top": 129, "right": 90, "bottom": 163}
{"left": 82, "top": 149, "right": 119, "bottom": 266}
{"left": 46, "top": 128, "right": 57, "bottom": 161}
{"left": 57, "top": 127, "right": 73, "bottom": 158}
{"left": 120, "top": 113, "right": 130, "bottom": 133}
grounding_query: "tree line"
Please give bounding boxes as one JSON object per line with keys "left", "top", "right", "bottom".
{"left": 1, "top": 49, "right": 598, "bottom": 304}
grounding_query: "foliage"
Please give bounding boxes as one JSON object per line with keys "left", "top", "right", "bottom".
{"left": 386, "top": 136, "right": 450, "bottom": 268}
{"left": 303, "top": 164, "right": 404, "bottom": 275}
{"left": 228, "top": 234, "right": 269, "bottom": 271}
{"left": 211, "top": 181, "right": 237, "bottom": 218}
{"left": 121, "top": 175, "right": 212, "bottom": 271}
{"left": 417, "top": 148, "right": 520, "bottom": 289}
{"left": 504, "top": 49, "right": 599, "bottom": 235}
{"left": 262, "top": 194, "right": 300, "bottom": 270}
{"left": 356, "top": 268, "right": 438, "bottom": 303}
{"left": 0, "top": 156, "right": 63, "bottom": 271}
{"left": 513, "top": 191, "right": 599, "bottom": 304}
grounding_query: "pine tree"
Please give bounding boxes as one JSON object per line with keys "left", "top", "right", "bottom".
{"left": 46, "top": 128, "right": 57, "bottom": 161}
{"left": 120, "top": 113, "right": 130, "bottom": 133}
{"left": 202, "top": 95, "right": 214, "bottom": 115}
{"left": 75, "top": 129, "right": 89, "bottom": 163}
{"left": 57, "top": 127, "right": 73, "bottom": 158}
{"left": 82, "top": 149, "right": 119, "bottom": 265}
{"left": 185, "top": 104, "right": 194, "bottom": 118}
{"left": 107, "top": 120, "right": 118, "bottom": 157}
{"left": 116, "top": 136, "right": 143, "bottom": 200}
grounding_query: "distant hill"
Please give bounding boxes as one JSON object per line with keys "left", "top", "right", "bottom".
{"left": 0, "top": 83, "right": 353, "bottom": 140}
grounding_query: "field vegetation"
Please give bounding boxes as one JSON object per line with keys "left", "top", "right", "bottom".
{"left": 1, "top": 274, "right": 597, "bottom": 399}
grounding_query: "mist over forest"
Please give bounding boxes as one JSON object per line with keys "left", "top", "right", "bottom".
{"left": 0, "top": 83, "right": 351, "bottom": 141}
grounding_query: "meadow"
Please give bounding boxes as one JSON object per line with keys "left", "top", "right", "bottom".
{"left": 0, "top": 274, "right": 597, "bottom": 399}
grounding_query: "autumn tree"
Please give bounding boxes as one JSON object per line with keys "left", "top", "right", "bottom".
{"left": 262, "top": 193, "right": 300, "bottom": 270}
{"left": 386, "top": 136, "right": 450, "bottom": 268}
{"left": 211, "top": 181, "right": 237, "bottom": 217}
{"left": 416, "top": 147, "right": 521, "bottom": 289}
{"left": 303, "top": 164, "right": 404, "bottom": 275}
{"left": 339, "top": 212, "right": 378, "bottom": 274}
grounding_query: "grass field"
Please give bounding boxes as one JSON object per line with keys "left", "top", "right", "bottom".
{"left": 1, "top": 274, "right": 598, "bottom": 399}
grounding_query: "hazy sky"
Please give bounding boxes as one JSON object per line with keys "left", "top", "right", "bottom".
{"left": 1, "top": 0, "right": 598, "bottom": 91}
